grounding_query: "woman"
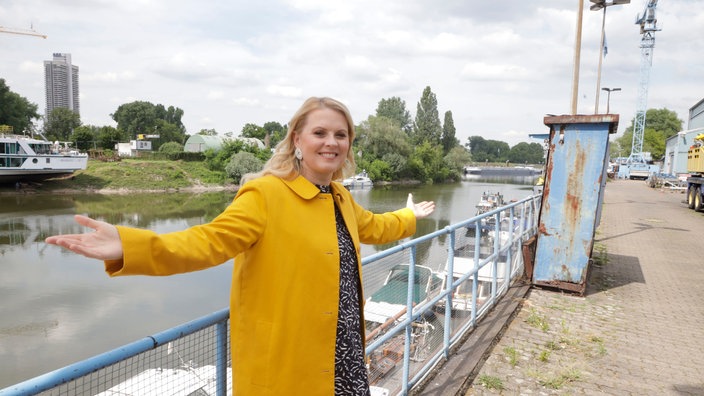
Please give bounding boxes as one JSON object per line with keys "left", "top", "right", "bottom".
{"left": 46, "top": 97, "right": 435, "bottom": 395}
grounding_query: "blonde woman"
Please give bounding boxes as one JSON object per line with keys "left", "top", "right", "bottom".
{"left": 46, "top": 96, "right": 435, "bottom": 395}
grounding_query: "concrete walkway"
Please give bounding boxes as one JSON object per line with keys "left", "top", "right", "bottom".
{"left": 457, "top": 180, "right": 704, "bottom": 395}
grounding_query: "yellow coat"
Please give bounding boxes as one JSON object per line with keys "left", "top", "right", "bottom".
{"left": 105, "top": 175, "right": 417, "bottom": 395}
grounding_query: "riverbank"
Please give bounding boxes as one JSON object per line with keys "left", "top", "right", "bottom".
{"left": 0, "top": 159, "right": 419, "bottom": 195}
{"left": 0, "top": 159, "right": 238, "bottom": 195}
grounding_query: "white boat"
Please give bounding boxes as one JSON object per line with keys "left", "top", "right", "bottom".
{"left": 437, "top": 238, "right": 522, "bottom": 313}
{"left": 364, "top": 264, "right": 442, "bottom": 327}
{"left": 365, "top": 264, "right": 443, "bottom": 383}
{"left": 475, "top": 191, "right": 505, "bottom": 217}
{"left": 342, "top": 171, "right": 373, "bottom": 189}
{"left": 437, "top": 255, "right": 507, "bottom": 312}
{"left": 474, "top": 191, "right": 506, "bottom": 233}
{"left": 487, "top": 216, "right": 521, "bottom": 247}
{"left": 95, "top": 363, "right": 232, "bottom": 396}
{"left": 0, "top": 134, "right": 88, "bottom": 183}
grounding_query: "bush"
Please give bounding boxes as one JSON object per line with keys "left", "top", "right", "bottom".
{"left": 159, "top": 142, "right": 183, "bottom": 153}
{"left": 225, "top": 152, "right": 264, "bottom": 183}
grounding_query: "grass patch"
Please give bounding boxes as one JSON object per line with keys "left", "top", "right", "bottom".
{"left": 592, "top": 242, "right": 608, "bottom": 266}
{"left": 588, "top": 335, "right": 607, "bottom": 357}
{"left": 526, "top": 308, "right": 550, "bottom": 332}
{"left": 477, "top": 375, "right": 504, "bottom": 390}
{"left": 538, "top": 368, "right": 582, "bottom": 389}
{"left": 503, "top": 346, "right": 519, "bottom": 367}
{"left": 538, "top": 349, "right": 551, "bottom": 362}
{"left": 43, "top": 159, "right": 231, "bottom": 191}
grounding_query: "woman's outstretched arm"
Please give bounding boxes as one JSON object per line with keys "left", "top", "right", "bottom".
{"left": 45, "top": 215, "right": 124, "bottom": 261}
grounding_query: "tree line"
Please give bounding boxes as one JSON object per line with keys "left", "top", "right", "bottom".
{"left": 10, "top": 77, "right": 653, "bottom": 184}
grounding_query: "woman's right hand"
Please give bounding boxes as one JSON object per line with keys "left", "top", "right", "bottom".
{"left": 45, "top": 215, "right": 124, "bottom": 261}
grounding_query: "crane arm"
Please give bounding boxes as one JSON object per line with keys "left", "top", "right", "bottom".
{"left": 635, "top": 0, "right": 658, "bottom": 34}
{"left": 0, "top": 25, "right": 47, "bottom": 39}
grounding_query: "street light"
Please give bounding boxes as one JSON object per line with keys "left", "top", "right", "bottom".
{"left": 590, "top": 0, "right": 630, "bottom": 114}
{"left": 601, "top": 87, "right": 621, "bottom": 113}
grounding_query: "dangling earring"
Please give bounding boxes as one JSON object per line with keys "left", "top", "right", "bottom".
{"left": 295, "top": 147, "right": 303, "bottom": 160}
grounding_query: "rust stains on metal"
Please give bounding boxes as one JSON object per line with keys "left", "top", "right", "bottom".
{"left": 561, "top": 264, "right": 571, "bottom": 279}
{"left": 563, "top": 141, "right": 586, "bottom": 249}
{"left": 543, "top": 114, "right": 619, "bottom": 128}
{"left": 538, "top": 222, "right": 550, "bottom": 236}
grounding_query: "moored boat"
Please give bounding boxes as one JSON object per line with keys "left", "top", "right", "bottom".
{"left": 475, "top": 191, "right": 505, "bottom": 223}
{"left": 342, "top": 171, "right": 373, "bottom": 189}
{"left": 0, "top": 134, "right": 88, "bottom": 183}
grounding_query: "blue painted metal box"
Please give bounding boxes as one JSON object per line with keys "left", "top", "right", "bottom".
{"left": 533, "top": 114, "right": 618, "bottom": 294}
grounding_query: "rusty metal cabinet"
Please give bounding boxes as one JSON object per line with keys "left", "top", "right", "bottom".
{"left": 533, "top": 114, "right": 618, "bottom": 294}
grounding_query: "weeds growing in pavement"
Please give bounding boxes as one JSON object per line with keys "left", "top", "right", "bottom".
{"left": 589, "top": 335, "right": 607, "bottom": 357}
{"left": 477, "top": 375, "right": 504, "bottom": 391}
{"left": 538, "top": 368, "right": 582, "bottom": 389}
{"left": 526, "top": 308, "right": 549, "bottom": 331}
{"left": 503, "top": 346, "right": 519, "bottom": 367}
{"left": 538, "top": 349, "right": 551, "bottom": 362}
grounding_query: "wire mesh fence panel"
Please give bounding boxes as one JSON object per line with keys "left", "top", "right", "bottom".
{"left": 35, "top": 322, "right": 231, "bottom": 396}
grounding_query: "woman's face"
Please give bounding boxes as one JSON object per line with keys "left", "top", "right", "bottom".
{"left": 294, "top": 107, "right": 350, "bottom": 185}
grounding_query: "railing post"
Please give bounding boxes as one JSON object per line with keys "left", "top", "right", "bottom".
{"left": 401, "top": 245, "right": 417, "bottom": 395}
{"left": 443, "top": 229, "right": 456, "bottom": 359}
{"left": 216, "top": 320, "right": 228, "bottom": 396}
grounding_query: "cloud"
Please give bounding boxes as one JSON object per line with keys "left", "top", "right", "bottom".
{"left": 1, "top": 0, "right": 701, "bottom": 145}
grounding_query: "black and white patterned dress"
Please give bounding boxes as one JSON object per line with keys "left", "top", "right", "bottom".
{"left": 317, "top": 185, "right": 371, "bottom": 396}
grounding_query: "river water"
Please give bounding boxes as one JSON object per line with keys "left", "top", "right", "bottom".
{"left": 0, "top": 175, "right": 538, "bottom": 387}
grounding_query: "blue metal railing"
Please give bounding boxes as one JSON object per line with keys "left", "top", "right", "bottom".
{"left": 0, "top": 194, "right": 540, "bottom": 396}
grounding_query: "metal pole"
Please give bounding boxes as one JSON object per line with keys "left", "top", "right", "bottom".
{"left": 571, "top": 0, "right": 585, "bottom": 115}
{"left": 595, "top": 6, "right": 607, "bottom": 113}
{"left": 605, "top": 90, "right": 612, "bottom": 113}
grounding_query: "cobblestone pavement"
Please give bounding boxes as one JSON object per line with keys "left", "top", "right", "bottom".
{"left": 463, "top": 180, "right": 704, "bottom": 395}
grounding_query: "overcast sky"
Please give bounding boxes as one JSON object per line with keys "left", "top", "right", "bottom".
{"left": 1, "top": 0, "right": 702, "bottom": 147}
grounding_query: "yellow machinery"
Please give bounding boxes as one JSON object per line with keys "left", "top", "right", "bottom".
{"left": 686, "top": 134, "right": 704, "bottom": 174}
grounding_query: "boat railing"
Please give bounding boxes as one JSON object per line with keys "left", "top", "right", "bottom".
{"left": 0, "top": 194, "right": 541, "bottom": 396}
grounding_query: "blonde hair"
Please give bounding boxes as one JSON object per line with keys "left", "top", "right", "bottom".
{"left": 241, "top": 97, "right": 357, "bottom": 184}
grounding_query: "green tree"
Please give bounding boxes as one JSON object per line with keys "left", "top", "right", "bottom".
{"left": 111, "top": 101, "right": 157, "bottom": 138}
{"left": 152, "top": 119, "right": 187, "bottom": 150}
{"left": 263, "top": 121, "right": 286, "bottom": 148}
{"left": 413, "top": 87, "right": 442, "bottom": 145}
{"left": 468, "top": 136, "right": 510, "bottom": 163}
{"left": 198, "top": 129, "right": 218, "bottom": 136}
{"left": 355, "top": 116, "right": 412, "bottom": 159}
{"left": 241, "top": 123, "right": 267, "bottom": 140}
{"left": 205, "top": 139, "right": 271, "bottom": 172}
{"left": 164, "top": 105, "right": 185, "bottom": 132}
{"left": 408, "top": 141, "right": 447, "bottom": 183}
{"left": 441, "top": 110, "right": 458, "bottom": 154}
{"left": 376, "top": 97, "right": 412, "bottom": 133}
{"left": 444, "top": 146, "right": 472, "bottom": 180}
{"left": 97, "top": 126, "right": 124, "bottom": 150}
{"left": 508, "top": 142, "right": 545, "bottom": 164}
{"left": 0, "top": 79, "right": 41, "bottom": 135}
{"left": 112, "top": 101, "right": 186, "bottom": 141}
{"left": 45, "top": 107, "right": 81, "bottom": 141}
{"left": 614, "top": 107, "right": 682, "bottom": 160}
{"left": 355, "top": 116, "right": 413, "bottom": 181}
{"left": 71, "top": 125, "right": 100, "bottom": 151}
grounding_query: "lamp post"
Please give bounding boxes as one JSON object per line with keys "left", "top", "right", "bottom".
{"left": 590, "top": 0, "right": 630, "bottom": 114}
{"left": 601, "top": 87, "right": 621, "bottom": 113}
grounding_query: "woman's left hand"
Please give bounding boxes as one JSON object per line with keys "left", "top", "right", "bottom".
{"left": 407, "top": 193, "right": 435, "bottom": 219}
